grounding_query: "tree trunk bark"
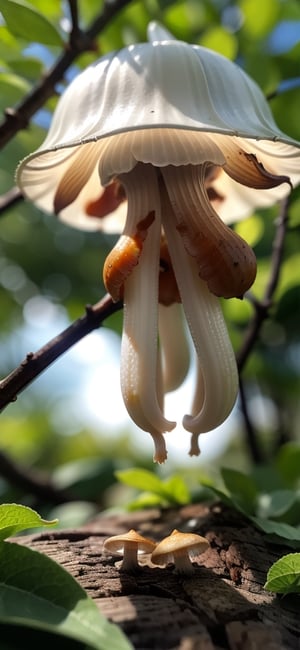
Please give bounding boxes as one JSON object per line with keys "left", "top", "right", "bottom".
{"left": 15, "top": 503, "right": 300, "bottom": 649}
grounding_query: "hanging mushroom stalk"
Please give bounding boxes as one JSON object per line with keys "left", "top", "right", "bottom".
{"left": 151, "top": 529, "right": 209, "bottom": 575}
{"left": 17, "top": 22, "right": 300, "bottom": 463}
{"left": 103, "top": 529, "right": 156, "bottom": 573}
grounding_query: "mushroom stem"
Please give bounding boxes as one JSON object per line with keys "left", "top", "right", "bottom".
{"left": 173, "top": 548, "right": 195, "bottom": 575}
{"left": 121, "top": 541, "right": 139, "bottom": 572}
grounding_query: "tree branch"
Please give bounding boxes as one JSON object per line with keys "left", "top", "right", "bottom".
{"left": 67, "top": 0, "right": 80, "bottom": 43}
{"left": 0, "top": 294, "right": 122, "bottom": 412}
{"left": 237, "top": 196, "right": 290, "bottom": 373}
{"left": 238, "top": 376, "right": 263, "bottom": 463}
{"left": 0, "top": 449, "right": 79, "bottom": 505}
{"left": 236, "top": 196, "right": 290, "bottom": 463}
{"left": 0, "top": 0, "right": 134, "bottom": 150}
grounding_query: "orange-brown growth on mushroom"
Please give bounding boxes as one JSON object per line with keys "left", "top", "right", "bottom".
{"left": 103, "top": 210, "right": 155, "bottom": 301}
{"left": 85, "top": 180, "right": 126, "bottom": 219}
{"left": 176, "top": 215, "right": 257, "bottom": 299}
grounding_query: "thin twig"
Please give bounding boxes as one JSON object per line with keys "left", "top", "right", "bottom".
{"left": 238, "top": 377, "right": 263, "bottom": 463}
{"left": 68, "top": 0, "right": 80, "bottom": 39}
{"left": 237, "top": 195, "right": 290, "bottom": 373}
{"left": 236, "top": 196, "right": 290, "bottom": 463}
{"left": 0, "top": 0, "right": 133, "bottom": 151}
{"left": 0, "top": 294, "right": 122, "bottom": 412}
{"left": 0, "top": 449, "right": 79, "bottom": 504}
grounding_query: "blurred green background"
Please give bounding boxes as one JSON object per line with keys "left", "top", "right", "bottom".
{"left": 0, "top": 0, "right": 300, "bottom": 524}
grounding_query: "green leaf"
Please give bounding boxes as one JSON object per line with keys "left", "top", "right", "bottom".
{"left": 264, "top": 553, "right": 300, "bottom": 594}
{"left": 6, "top": 56, "right": 44, "bottom": 80}
{"left": 257, "top": 490, "right": 297, "bottom": 519}
{"left": 0, "top": 504, "right": 57, "bottom": 541}
{"left": 115, "top": 468, "right": 190, "bottom": 506}
{"left": 221, "top": 468, "right": 258, "bottom": 514}
{"left": 127, "top": 493, "right": 166, "bottom": 511}
{"left": 115, "top": 468, "right": 167, "bottom": 495}
{"left": 0, "top": 72, "right": 30, "bottom": 110}
{"left": 163, "top": 475, "right": 191, "bottom": 505}
{"left": 0, "top": 0, "right": 63, "bottom": 46}
{"left": 200, "top": 483, "right": 249, "bottom": 516}
{"left": 275, "top": 443, "right": 300, "bottom": 487}
{"left": 0, "top": 542, "right": 132, "bottom": 650}
{"left": 251, "top": 516, "right": 300, "bottom": 543}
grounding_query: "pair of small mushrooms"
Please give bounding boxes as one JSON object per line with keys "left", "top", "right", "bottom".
{"left": 103, "top": 528, "right": 209, "bottom": 575}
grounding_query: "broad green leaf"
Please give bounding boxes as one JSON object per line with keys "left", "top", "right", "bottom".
{"left": 257, "top": 490, "right": 297, "bottom": 519}
{"left": 163, "top": 475, "right": 191, "bottom": 505}
{"left": 6, "top": 56, "right": 44, "bottom": 80}
{"left": 0, "top": 0, "right": 63, "bottom": 46}
{"left": 264, "top": 553, "right": 300, "bottom": 593}
{"left": 221, "top": 468, "right": 258, "bottom": 514}
{"left": 250, "top": 465, "right": 285, "bottom": 492}
{"left": 0, "top": 25, "right": 21, "bottom": 58}
{"left": 275, "top": 443, "right": 300, "bottom": 487}
{"left": 0, "top": 504, "right": 57, "bottom": 541}
{"left": 0, "top": 72, "right": 30, "bottom": 111}
{"left": 115, "top": 469, "right": 190, "bottom": 506}
{"left": 0, "top": 542, "right": 132, "bottom": 650}
{"left": 200, "top": 483, "right": 249, "bottom": 516}
{"left": 251, "top": 516, "right": 300, "bottom": 542}
{"left": 24, "top": 0, "right": 63, "bottom": 21}
{"left": 127, "top": 493, "right": 166, "bottom": 511}
{"left": 115, "top": 468, "right": 167, "bottom": 495}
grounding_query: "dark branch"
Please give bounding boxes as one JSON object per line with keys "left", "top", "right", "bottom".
{"left": 68, "top": 0, "right": 80, "bottom": 40}
{"left": 238, "top": 377, "right": 263, "bottom": 464}
{"left": 0, "top": 449, "right": 79, "bottom": 505}
{"left": 0, "top": 294, "right": 122, "bottom": 412}
{"left": 0, "top": 0, "right": 134, "bottom": 150}
{"left": 237, "top": 196, "right": 290, "bottom": 373}
{"left": 236, "top": 196, "right": 290, "bottom": 463}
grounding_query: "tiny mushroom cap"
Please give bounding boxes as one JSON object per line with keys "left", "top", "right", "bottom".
{"left": 151, "top": 529, "right": 209, "bottom": 575}
{"left": 103, "top": 528, "right": 156, "bottom": 572}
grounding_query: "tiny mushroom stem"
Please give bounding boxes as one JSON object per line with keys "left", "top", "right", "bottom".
{"left": 151, "top": 529, "right": 209, "bottom": 575}
{"left": 103, "top": 529, "right": 156, "bottom": 573}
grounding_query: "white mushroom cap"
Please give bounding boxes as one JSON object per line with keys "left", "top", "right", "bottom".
{"left": 151, "top": 529, "right": 209, "bottom": 574}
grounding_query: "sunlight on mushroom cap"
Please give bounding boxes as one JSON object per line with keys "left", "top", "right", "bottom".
{"left": 17, "top": 23, "right": 300, "bottom": 228}
{"left": 104, "top": 529, "right": 156, "bottom": 555}
{"left": 151, "top": 529, "right": 209, "bottom": 574}
{"left": 104, "top": 529, "right": 156, "bottom": 572}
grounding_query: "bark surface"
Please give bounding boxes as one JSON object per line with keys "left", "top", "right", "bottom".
{"left": 14, "top": 503, "right": 300, "bottom": 649}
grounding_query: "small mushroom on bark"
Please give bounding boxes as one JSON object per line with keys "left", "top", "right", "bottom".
{"left": 151, "top": 529, "right": 209, "bottom": 575}
{"left": 104, "top": 529, "right": 156, "bottom": 572}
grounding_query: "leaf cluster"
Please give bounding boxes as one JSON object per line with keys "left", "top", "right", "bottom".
{"left": 199, "top": 442, "right": 300, "bottom": 595}
{"left": 116, "top": 467, "right": 192, "bottom": 509}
